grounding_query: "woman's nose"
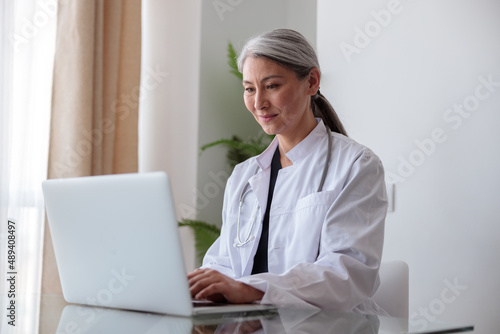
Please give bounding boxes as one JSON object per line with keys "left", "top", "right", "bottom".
{"left": 254, "top": 90, "right": 269, "bottom": 110}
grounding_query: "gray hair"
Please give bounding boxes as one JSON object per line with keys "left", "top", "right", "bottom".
{"left": 237, "top": 29, "right": 347, "bottom": 136}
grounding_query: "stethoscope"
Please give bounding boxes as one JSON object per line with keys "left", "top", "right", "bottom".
{"left": 233, "top": 126, "right": 333, "bottom": 248}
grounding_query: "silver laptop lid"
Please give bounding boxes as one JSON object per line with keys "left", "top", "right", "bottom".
{"left": 42, "top": 172, "right": 194, "bottom": 316}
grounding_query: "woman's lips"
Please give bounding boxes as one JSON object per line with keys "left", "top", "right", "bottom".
{"left": 258, "top": 114, "right": 278, "bottom": 122}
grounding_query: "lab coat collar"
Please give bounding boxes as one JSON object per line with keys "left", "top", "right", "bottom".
{"left": 285, "top": 119, "right": 327, "bottom": 164}
{"left": 256, "top": 119, "right": 327, "bottom": 169}
{"left": 256, "top": 136, "right": 280, "bottom": 171}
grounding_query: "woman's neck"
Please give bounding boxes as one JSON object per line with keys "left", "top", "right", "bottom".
{"left": 276, "top": 114, "right": 317, "bottom": 167}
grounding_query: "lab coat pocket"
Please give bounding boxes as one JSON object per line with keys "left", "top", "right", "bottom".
{"left": 295, "top": 190, "right": 338, "bottom": 211}
{"left": 272, "top": 190, "right": 338, "bottom": 269}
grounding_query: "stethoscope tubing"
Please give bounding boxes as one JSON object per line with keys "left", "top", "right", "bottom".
{"left": 233, "top": 126, "right": 333, "bottom": 248}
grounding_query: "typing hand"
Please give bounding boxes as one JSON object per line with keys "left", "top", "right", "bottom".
{"left": 187, "top": 268, "right": 264, "bottom": 304}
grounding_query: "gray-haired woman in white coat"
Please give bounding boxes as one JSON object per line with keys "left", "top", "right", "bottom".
{"left": 188, "top": 29, "right": 387, "bottom": 314}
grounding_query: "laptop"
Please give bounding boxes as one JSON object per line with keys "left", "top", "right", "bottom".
{"left": 42, "top": 172, "right": 275, "bottom": 317}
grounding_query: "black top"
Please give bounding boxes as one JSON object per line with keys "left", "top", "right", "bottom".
{"left": 251, "top": 147, "right": 282, "bottom": 274}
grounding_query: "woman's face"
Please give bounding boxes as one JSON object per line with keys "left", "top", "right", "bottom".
{"left": 242, "top": 57, "right": 319, "bottom": 142}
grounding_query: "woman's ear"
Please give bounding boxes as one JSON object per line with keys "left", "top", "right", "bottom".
{"left": 307, "top": 67, "right": 321, "bottom": 95}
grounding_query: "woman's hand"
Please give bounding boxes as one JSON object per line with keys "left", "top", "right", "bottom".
{"left": 187, "top": 268, "right": 264, "bottom": 304}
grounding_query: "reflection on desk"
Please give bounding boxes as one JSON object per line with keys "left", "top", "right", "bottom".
{"left": 56, "top": 305, "right": 379, "bottom": 334}
{"left": 54, "top": 303, "right": 473, "bottom": 334}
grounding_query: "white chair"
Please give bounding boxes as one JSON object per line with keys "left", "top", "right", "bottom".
{"left": 372, "top": 260, "right": 409, "bottom": 318}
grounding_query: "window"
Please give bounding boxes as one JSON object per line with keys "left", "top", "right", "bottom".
{"left": 1, "top": 1, "right": 56, "bottom": 332}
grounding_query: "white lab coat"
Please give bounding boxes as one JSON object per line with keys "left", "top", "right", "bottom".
{"left": 202, "top": 119, "right": 387, "bottom": 313}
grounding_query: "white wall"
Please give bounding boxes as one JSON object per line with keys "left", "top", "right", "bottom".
{"left": 139, "top": 0, "right": 203, "bottom": 271}
{"left": 318, "top": 0, "right": 500, "bottom": 332}
{"left": 195, "top": 0, "right": 317, "bottom": 228}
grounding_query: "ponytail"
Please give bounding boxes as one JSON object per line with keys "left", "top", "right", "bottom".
{"left": 312, "top": 90, "right": 347, "bottom": 136}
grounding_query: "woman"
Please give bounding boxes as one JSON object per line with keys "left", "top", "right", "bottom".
{"left": 188, "top": 29, "right": 387, "bottom": 313}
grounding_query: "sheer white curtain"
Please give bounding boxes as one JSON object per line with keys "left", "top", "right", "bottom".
{"left": 0, "top": 1, "right": 56, "bottom": 333}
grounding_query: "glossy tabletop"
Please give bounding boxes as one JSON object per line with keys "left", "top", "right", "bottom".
{"left": 7, "top": 295, "right": 475, "bottom": 334}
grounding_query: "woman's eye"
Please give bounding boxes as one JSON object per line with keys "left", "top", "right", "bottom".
{"left": 245, "top": 87, "right": 255, "bottom": 93}
{"left": 267, "top": 84, "right": 279, "bottom": 89}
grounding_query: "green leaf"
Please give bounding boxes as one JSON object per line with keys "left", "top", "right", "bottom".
{"left": 227, "top": 41, "right": 242, "bottom": 81}
{"left": 200, "top": 134, "right": 274, "bottom": 169}
{"left": 178, "top": 219, "right": 221, "bottom": 263}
